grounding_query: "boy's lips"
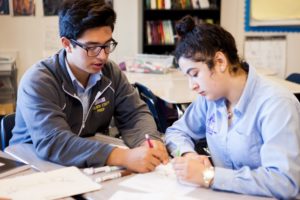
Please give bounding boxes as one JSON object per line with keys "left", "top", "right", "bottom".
{"left": 92, "top": 63, "right": 104, "bottom": 70}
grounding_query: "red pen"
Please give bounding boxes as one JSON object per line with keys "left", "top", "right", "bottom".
{"left": 145, "top": 134, "right": 153, "bottom": 148}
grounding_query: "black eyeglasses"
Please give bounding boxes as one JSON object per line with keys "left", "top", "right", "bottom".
{"left": 70, "top": 39, "right": 118, "bottom": 57}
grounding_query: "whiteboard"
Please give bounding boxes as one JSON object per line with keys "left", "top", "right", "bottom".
{"left": 244, "top": 36, "right": 286, "bottom": 78}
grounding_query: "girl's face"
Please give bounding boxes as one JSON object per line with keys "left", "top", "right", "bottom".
{"left": 178, "top": 56, "right": 226, "bottom": 101}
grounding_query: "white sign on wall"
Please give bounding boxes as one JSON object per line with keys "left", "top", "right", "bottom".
{"left": 244, "top": 36, "right": 287, "bottom": 78}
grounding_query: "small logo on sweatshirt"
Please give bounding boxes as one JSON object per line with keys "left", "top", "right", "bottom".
{"left": 95, "top": 97, "right": 106, "bottom": 105}
{"left": 93, "top": 97, "right": 110, "bottom": 112}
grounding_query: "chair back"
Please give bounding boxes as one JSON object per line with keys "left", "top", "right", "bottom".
{"left": 134, "top": 83, "right": 167, "bottom": 133}
{"left": 286, "top": 73, "right": 300, "bottom": 84}
{"left": 286, "top": 73, "right": 300, "bottom": 101}
{"left": 0, "top": 113, "right": 15, "bottom": 151}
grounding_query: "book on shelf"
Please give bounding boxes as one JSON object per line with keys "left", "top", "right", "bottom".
{"left": 145, "top": 0, "right": 216, "bottom": 10}
{"left": 0, "top": 156, "right": 31, "bottom": 178}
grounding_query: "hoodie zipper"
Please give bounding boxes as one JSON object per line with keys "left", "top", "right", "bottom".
{"left": 62, "top": 81, "right": 112, "bottom": 136}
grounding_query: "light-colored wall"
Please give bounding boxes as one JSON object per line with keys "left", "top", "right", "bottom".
{"left": 0, "top": 0, "right": 299, "bottom": 83}
{"left": 0, "top": 0, "right": 142, "bottom": 82}
{"left": 221, "top": 0, "right": 300, "bottom": 77}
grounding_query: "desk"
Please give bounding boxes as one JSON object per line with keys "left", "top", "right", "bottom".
{"left": 5, "top": 142, "right": 277, "bottom": 200}
{"left": 0, "top": 56, "right": 17, "bottom": 105}
{"left": 5, "top": 143, "right": 64, "bottom": 172}
{"left": 0, "top": 151, "right": 35, "bottom": 179}
{"left": 125, "top": 69, "right": 197, "bottom": 104}
{"left": 125, "top": 69, "right": 300, "bottom": 105}
{"left": 263, "top": 75, "right": 300, "bottom": 94}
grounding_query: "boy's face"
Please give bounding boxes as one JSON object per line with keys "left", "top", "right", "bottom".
{"left": 66, "top": 26, "right": 113, "bottom": 75}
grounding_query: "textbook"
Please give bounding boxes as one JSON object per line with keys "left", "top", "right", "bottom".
{"left": 0, "top": 156, "right": 30, "bottom": 178}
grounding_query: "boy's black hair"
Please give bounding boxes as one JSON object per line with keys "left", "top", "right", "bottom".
{"left": 58, "top": 0, "right": 116, "bottom": 40}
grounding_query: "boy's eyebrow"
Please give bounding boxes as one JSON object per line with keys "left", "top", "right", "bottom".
{"left": 84, "top": 38, "right": 113, "bottom": 45}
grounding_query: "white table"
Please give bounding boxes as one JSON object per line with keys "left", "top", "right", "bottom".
{"left": 263, "top": 75, "right": 300, "bottom": 94}
{"left": 125, "top": 69, "right": 197, "bottom": 104}
{"left": 125, "top": 68, "right": 300, "bottom": 105}
{"left": 4, "top": 143, "right": 274, "bottom": 200}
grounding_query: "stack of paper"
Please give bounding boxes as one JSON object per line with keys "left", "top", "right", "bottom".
{"left": 0, "top": 167, "right": 101, "bottom": 200}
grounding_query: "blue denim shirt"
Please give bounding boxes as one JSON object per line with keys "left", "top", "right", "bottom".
{"left": 165, "top": 66, "right": 300, "bottom": 199}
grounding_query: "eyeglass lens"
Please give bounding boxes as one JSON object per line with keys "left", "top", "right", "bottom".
{"left": 87, "top": 42, "right": 117, "bottom": 56}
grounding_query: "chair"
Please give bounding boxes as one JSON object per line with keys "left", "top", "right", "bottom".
{"left": 134, "top": 83, "right": 168, "bottom": 133}
{"left": 0, "top": 113, "right": 15, "bottom": 151}
{"left": 286, "top": 73, "right": 300, "bottom": 101}
{"left": 286, "top": 73, "right": 300, "bottom": 84}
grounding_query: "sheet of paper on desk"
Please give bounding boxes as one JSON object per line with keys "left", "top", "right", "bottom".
{"left": 119, "top": 163, "right": 196, "bottom": 195}
{"left": 0, "top": 166, "right": 101, "bottom": 200}
{"left": 109, "top": 190, "right": 197, "bottom": 200}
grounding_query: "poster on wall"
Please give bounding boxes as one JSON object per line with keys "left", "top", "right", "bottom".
{"left": 43, "top": 0, "right": 61, "bottom": 16}
{"left": 13, "top": 0, "right": 35, "bottom": 16}
{"left": 0, "top": 0, "right": 9, "bottom": 15}
{"left": 245, "top": 0, "right": 300, "bottom": 32}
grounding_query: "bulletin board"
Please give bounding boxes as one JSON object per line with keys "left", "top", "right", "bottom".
{"left": 244, "top": 0, "right": 300, "bottom": 32}
{"left": 244, "top": 36, "right": 287, "bottom": 78}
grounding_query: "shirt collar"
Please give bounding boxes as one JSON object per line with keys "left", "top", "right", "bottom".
{"left": 65, "top": 59, "right": 102, "bottom": 91}
{"left": 215, "top": 64, "right": 258, "bottom": 117}
{"left": 234, "top": 64, "right": 258, "bottom": 116}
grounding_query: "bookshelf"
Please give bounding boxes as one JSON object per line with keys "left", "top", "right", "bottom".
{"left": 142, "top": 0, "right": 221, "bottom": 54}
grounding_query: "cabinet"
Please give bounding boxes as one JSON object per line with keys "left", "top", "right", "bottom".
{"left": 0, "top": 56, "right": 17, "bottom": 115}
{"left": 142, "top": 0, "right": 221, "bottom": 54}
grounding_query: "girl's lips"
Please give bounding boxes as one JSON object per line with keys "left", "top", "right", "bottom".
{"left": 199, "top": 91, "right": 205, "bottom": 96}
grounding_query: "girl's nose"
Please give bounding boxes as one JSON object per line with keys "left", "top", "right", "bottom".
{"left": 188, "top": 77, "right": 199, "bottom": 91}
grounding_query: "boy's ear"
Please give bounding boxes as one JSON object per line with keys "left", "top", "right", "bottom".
{"left": 61, "top": 37, "right": 72, "bottom": 52}
{"left": 215, "top": 51, "right": 228, "bottom": 72}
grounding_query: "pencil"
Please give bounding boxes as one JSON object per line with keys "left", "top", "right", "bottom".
{"left": 145, "top": 134, "right": 153, "bottom": 148}
{"left": 83, "top": 166, "right": 123, "bottom": 175}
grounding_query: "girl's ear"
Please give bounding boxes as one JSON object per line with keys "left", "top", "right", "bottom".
{"left": 61, "top": 37, "right": 72, "bottom": 53}
{"left": 214, "top": 51, "right": 228, "bottom": 73}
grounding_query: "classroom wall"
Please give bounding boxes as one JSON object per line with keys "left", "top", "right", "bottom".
{"left": 0, "top": 0, "right": 299, "bottom": 83}
{"left": 0, "top": 0, "right": 142, "bottom": 82}
{"left": 221, "top": 0, "right": 300, "bottom": 77}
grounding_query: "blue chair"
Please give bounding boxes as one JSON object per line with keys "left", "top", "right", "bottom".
{"left": 134, "top": 83, "right": 168, "bottom": 133}
{"left": 0, "top": 113, "right": 15, "bottom": 151}
{"left": 286, "top": 73, "right": 300, "bottom": 101}
{"left": 286, "top": 73, "right": 300, "bottom": 84}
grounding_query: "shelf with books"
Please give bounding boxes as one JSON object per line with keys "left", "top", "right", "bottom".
{"left": 142, "top": 0, "right": 221, "bottom": 54}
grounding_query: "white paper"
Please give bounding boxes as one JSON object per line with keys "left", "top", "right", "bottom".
{"left": 109, "top": 190, "right": 197, "bottom": 200}
{"left": 0, "top": 166, "right": 101, "bottom": 200}
{"left": 244, "top": 36, "right": 286, "bottom": 78}
{"left": 43, "top": 20, "right": 61, "bottom": 58}
{"left": 119, "top": 163, "right": 196, "bottom": 195}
